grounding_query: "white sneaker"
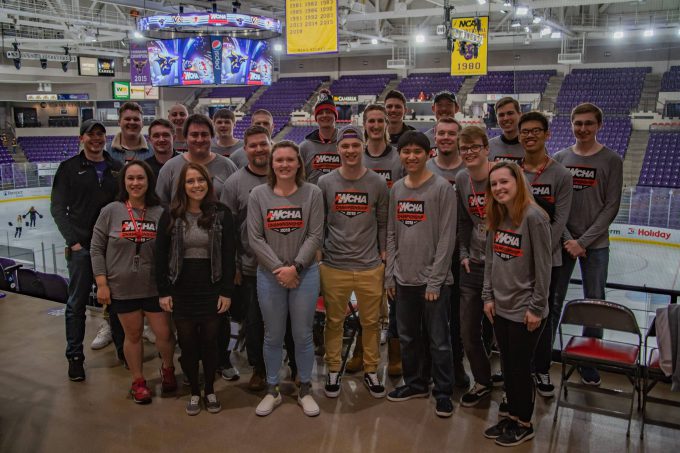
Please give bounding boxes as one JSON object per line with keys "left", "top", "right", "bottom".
{"left": 221, "top": 367, "right": 240, "bottom": 381}
{"left": 298, "top": 393, "right": 320, "bottom": 417}
{"left": 90, "top": 321, "right": 112, "bottom": 350}
{"left": 255, "top": 393, "right": 282, "bottom": 416}
{"left": 142, "top": 325, "right": 156, "bottom": 344}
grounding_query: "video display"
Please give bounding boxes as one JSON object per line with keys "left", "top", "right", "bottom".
{"left": 147, "top": 36, "right": 271, "bottom": 87}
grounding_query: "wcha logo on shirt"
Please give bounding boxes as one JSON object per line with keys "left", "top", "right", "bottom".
{"left": 397, "top": 199, "right": 426, "bottom": 227}
{"left": 266, "top": 207, "right": 304, "bottom": 235}
{"left": 467, "top": 194, "right": 486, "bottom": 219}
{"left": 312, "top": 153, "right": 341, "bottom": 173}
{"left": 531, "top": 184, "right": 555, "bottom": 203}
{"left": 493, "top": 229, "right": 523, "bottom": 261}
{"left": 567, "top": 166, "right": 598, "bottom": 191}
{"left": 493, "top": 155, "right": 523, "bottom": 165}
{"left": 334, "top": 191, "right": 370, "bottom": 217}
{"left": 120, "top": 220, "right": 157, "bottom": 243}
{"left": 372, "top": 169, "right": 394, "bottom": 187}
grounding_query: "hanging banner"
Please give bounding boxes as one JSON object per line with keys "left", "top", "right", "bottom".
{"left": 286, "top": 0, "right": 338, "bottom": 55}
{"left": 130, "top": 42, "right": 151, "bottom": 86}
{"left": 450, "top": 16, "right": 488, "bottom": 76}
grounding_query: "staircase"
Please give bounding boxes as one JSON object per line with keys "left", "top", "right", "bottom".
{"left": 185, "top": 88, "right": 211, "bottom": 113}
{"left": 456, "top": 76, "right": 478, "bottom": 116}
{"left": 240, "top": 86, "right": 269, "bottom": 113}
{"left": 637, "top": 73, "right": 661, "bottom": 113}
{"left": 622, "top": 130, "right": 649, "bottom": 188}
{"left": 274, "top": 124, "right": 293, "bottom": 141}
{"left": 540, "top": 74, "right": 564, "bottom": 113}
{"left": 377, "top": 78, "right": 401, "bottom": 102}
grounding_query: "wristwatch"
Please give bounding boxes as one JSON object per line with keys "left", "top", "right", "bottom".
{"left": 294, "top": 262, "right": 304, "bottom": 274}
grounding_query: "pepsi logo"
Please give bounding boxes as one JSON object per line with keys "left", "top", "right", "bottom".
{"left": 212, "top": 40, "right": 222, "bottom": 50}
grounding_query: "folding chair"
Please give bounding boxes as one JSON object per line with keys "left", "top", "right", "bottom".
{"left": 40, "top": 272, "right": 69, "bottom": 304}
{"left": 16, "top": 268, "right": 46, "bottom": 300}
{"left": 640, "top": 316, "right": 680, "bottom": 438}
{"left": 314, "top": 296, "right": 361, "bottom": 376}
{"left": 553, "top": 299, "right": 642, "bottom": 437}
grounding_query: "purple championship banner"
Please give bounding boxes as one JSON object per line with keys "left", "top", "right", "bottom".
{"left": 129, "top": 42, "right": 151, "bottom": 86}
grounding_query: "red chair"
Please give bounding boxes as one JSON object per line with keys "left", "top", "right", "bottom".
{"left": 553, "top": 299, "right": 642, "bottom": 437}
{"left": 640, "top": 316, "right": 680, "bottom": 438}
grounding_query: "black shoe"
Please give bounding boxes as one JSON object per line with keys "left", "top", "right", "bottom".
{"left": 579, "top": 366, "right": 601, "bottom": 386}
{"left": 483, "top": 418, "right": 515, "bottom": 439}
{"left": 498, "top": 393, "right": 509, "bottom": 418}
{"left": 491, "top": 372, "right": 504, "bottom": 386}
{"left": 68, "top": 358, "right": 85, "bottom": 382}
{"left": 435, "top": 397, "right": 454, "bottom": 418}
{"left": 363, "top": 372, "right": 386, "bottom": 398}
{"left": 534, "top": 372, "right": 555, "bottom": 397}
{"left": 454, "top": 361, "right": 471, "bottom": 389}
{"left": 324, "top": 372, "right": 341, "bottom": 398}
{"left": 460, "top": 383, "right": 492, "bottom": 407}
{"left": 386, "top": 385, "right": 429, "bottom": 402}
{"left": 495, "top": 422, "right": 535, "bottom": 447}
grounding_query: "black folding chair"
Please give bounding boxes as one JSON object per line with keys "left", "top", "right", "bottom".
{"left": 16, "top": 268, "right": 46, "bottom": 299}
{"left": 640, "top": 315, "right": 680, "bottom": 438}
{"left": 553, "top": 299, "right": 642, "bottom": 437}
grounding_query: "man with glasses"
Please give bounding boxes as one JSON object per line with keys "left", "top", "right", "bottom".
{"left": 488, "top": 97, "right": 524, "bottom": 164}
{"left": 455, "top": 126, "right": 497, "bottom": 409}
{"left": 517, "top": 112, "right": 573, "bottom": 397}
{"left": 552, "top": 103, "right": 623, "bottom": 387}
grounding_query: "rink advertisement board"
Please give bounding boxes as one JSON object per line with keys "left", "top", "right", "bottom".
{"left": 450, "top": 16, "right": 488, "bottom": 76}
{"left": 286, "top": 0, "right": 338, "bottom": 55}
{"left": 609, "top": 223, "right": 680, "bottom": 247}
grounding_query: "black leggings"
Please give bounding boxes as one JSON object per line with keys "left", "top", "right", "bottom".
{"left": 175, "top": 316, "right": 220, "bottom": 395}
{"left": 494, "top": 315, "right": 546, "bottom": 423}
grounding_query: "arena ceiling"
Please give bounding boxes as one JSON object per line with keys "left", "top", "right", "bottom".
{"left": 0, "top": 0, "right": 679, "bottom": 59}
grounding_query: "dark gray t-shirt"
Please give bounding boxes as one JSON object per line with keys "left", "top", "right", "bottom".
{"left": 211, "top": 139, "right": 243, "bottom": 158}
{"left": 482, "top": 204, "right": 551, "bottom": 323}
{"left": 364, "top": 145, "right": 403, "bottom": 189}
{"left": 221, "top": 167, "right": 267, "bottom": 276}
{"left": 426, "top": 158, "right": 465, "bottom": 187}
{"left": 488, "top": 135, "right": 524, "bottom": 164}
{"left": 156, "top": 153, "right": 238, "bottom": 207}
{"left": 90, "top": 202, "right": 164, "bottom": 299}
{"left": 455, "top": 168, "right": 488, "bottom": 264}
{"left": 228, "top": 148, "right": 248, "bottom": 169}
{"left": 386, "top": 174, "right": 457, "bottom": 295}
{"left": 318, "top": 169, "right": 389, "bottom": 270}
{"left": 553, "top": 146, "right": 623, "bottom": 249}
{"left": 247, "top": 183, "right": 324, "bottom": 272}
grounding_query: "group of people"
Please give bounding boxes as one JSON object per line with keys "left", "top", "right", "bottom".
{"left": 50, "top": 89, "right": 622, "bottom": 447}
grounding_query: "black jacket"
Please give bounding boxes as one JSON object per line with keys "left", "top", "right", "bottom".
{"left": 50, "top": 151, "right": 122, "bottom": 248}
{"left": 155, "top": 203, "right": 235, "bottom": 298}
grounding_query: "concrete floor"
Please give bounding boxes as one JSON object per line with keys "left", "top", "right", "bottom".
{"left": 1, "top": 293, "right": 679, "bottom": 453}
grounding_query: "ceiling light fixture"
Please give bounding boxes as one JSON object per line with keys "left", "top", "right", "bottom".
{"left": 613, "top": 30, "right": 624, "bottom": 39}
{"left": 516, "top": 6, "right": 529, "bottom": 16}
{"left": 415, "top": 34, "right": 425, "bottom": 43}
{"left": 511, "top": 20, "right": 521, "bottom": 28}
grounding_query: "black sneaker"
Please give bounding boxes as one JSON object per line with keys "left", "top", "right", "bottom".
{"left": 435, "top": 397, "right": 454, "bottom": 418}
{"left": 498, "top": 392, "right": 509, "bottom": 417}
{"left": 386, "top": 385, "right": 429, "bottom": 402}
{"left": 454, "top": 361, "right": 471, "bottom": 389}
{"left": 491, "top": 372, "right": 504, "bottom": 386}
{"left": 68, "top": 358, "right": 85, "bottom": 382}
{"left": 460, "top": 382, "right": 492, "bottom": 407}
{"left": 534, "top": 372, "right": 555, "bottom": 397}
{"left": 495, "top": 422, "right": 535, "bottom": 447}
{"left": 363, "top": 372, "right": 386, "bottom": 398}
{"left": 324, "top": 372, "right": 341, "bottom": 398}
{"left": 483, "top": 418, "right": 515, "bottom": 439}
{"left": 579, "top": 366, "right": 601, "bottom": 386}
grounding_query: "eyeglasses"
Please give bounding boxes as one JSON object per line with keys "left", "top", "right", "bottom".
{"left": 572, "top": 121, "right": 598, "bottom": 127}
{"left": 459, "top": 144, "right": 486, "bottom": 155}
{"left": 519, "top": 128, "right": 545, "bottom": 137}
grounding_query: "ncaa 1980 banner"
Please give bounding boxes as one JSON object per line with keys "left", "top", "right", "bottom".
{"left": 450, "top": 16, "right": 488, "bottom": 77}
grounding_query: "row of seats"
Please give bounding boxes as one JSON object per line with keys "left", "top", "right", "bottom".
{"left": 472, "top": 70, "right": 556, "bottom": 94}
{"left": 396, "top": 73, "right": 465, "bottom": 99}
{"left": 638, "top": 131, "right": 680, "bottom": 188}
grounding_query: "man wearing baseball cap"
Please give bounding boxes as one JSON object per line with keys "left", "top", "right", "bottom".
{"left": 317, "top": 125, "right": 389, "bottom": 399}
{"left": 424, "top": 91, "right": 460, "bottom": 150}
{"left": 51, "top": 119, "right": 123, "bottom": 382}
{"left": 299, "top": 89, "right": 341, "bottom": 184}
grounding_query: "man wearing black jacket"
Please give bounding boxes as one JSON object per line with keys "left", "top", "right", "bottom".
{"left": 51, "top": 119, "right": 122, "bottom": 381}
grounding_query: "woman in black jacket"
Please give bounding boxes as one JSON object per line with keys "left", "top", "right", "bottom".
{"left": 156, "top": 162, "right": 235, "bottom": 416}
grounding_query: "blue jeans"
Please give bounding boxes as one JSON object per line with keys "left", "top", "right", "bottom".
{"left": 257, "top": 264, "right": 320, "bottom": 386}
{"left": 551, "top": 247, "right": 609, "bottom": 341}
{"left": 65, "top": 248, "right": 94, "bottom": 360}
{"left": 396, "top": 284, "right": 453, "bottom": 399}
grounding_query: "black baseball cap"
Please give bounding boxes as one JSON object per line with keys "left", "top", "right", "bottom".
{"left": 80, "top": 119, "right": 106, "bottom": 135}
{"left": 433, "top": 91, "right": 458, "bottom": 105}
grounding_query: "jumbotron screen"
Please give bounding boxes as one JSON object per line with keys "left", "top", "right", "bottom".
{"left": 147, "top": 36, "right": 272, "bottom": 87}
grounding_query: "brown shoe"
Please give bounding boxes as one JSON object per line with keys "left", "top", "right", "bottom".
{"left": 345, "top": 335, "right": 363, "bottom": 373}
{"left": 388, "top": 338, "right": 403, "bottom": 377}
{"left": 248, "top": 370, "right": 267, "bottom": 392}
